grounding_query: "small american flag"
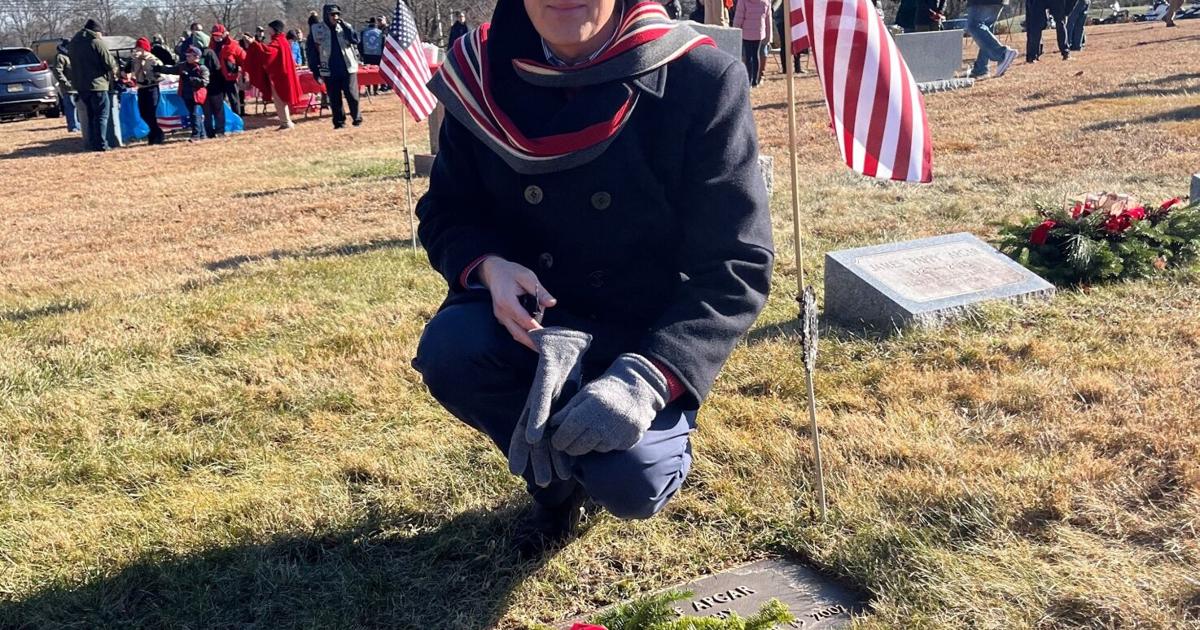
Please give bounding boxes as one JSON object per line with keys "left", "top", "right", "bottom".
{"left": 381, "top": 0, "right": 437, "bottom": 121}
{"left": 789, "top": 0, "right": 932, "bottom": 183}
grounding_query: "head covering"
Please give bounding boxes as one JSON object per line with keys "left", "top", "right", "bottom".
{"left": 269, "top": 19, "right": 286, "bottom": 34}
{"left": 186, "top": 45, "right": 202, "bottom": 58}
{"left": 211, "top": 24, "right": 227, "bottom": 36}
{"left": 83, "top": 18, "right": 101, "bottom": 31}
{"left": 136, "top": 37, "right": 151, "bottom": 51}
{"left": 430, "top": 0, "right": 712, "bottom": 175}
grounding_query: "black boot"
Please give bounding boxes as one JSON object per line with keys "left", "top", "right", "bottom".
{"left": 512, "top": 485, "right": 587, "bottom": 558}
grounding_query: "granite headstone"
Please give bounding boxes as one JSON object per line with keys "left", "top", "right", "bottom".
{"left": 689, "top": 22, "right": 744, "bottom": 59}
{"left": 825, "top": 232, "right": 1055, "bottom": 330}
{"left": 561, "top": 559, "right": 862, "bottom": 629}
{"left": 892, "top": 29, "right": 965, "bottom": 86}
{"left": 1191, "top": 173, "right": 1199, "bottom": 203}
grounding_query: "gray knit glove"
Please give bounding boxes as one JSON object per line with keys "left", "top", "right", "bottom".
{"left": 550, "top": 354, "right": 668, "bottom": 456}
{"left": 508, "top": 327, "right": 592, "bottom": 487}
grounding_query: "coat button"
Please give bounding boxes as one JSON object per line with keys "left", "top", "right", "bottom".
{"left": 524, "top": 185, "right": 544, "bottom": 205}
{"left": 587, "top": 270, "right": 606, "bottom": 288}
{"left": 539, "top": 252, "right": 554, "bottom": 269}
{"left": 590, "top": 191, "right": 611, "bottom": 210}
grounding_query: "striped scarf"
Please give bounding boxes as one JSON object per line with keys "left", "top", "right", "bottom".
{"left": 429, "top": 2, "right": 712, "bottom": 175}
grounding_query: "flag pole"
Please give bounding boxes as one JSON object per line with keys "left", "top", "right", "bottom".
{"left": 402, "top": 113, "right": 417, "bottom": 249}
{"left": 783, "top": 0, "right": 827, "bottom": 522}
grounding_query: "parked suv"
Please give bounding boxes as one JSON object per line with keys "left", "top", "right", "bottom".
{"left": 0, "top": 47, "right": 59, "bottom": 120}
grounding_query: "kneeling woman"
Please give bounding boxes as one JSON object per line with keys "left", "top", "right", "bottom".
{"left": 413, "top": 0, "right": 774, "bottom": 551}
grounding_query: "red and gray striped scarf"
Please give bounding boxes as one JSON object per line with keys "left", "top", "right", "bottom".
{"left": 429, "top": 2, "right": 712, "bottom": 175}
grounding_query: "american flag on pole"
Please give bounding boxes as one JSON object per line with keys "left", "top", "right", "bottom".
{"left": 381, "top": 0, "right": 437, "bottom": 121}
{"left": 789, "top": 0, "right": 932, "bottom": 183}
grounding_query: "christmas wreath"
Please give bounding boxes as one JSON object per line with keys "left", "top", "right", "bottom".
{"left": 998, "top": 193, "right": 1200, "bottom": 285}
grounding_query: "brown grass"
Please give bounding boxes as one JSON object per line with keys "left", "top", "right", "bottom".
{"left": 0, "top": 20, "right": 1199, "bottom": 630}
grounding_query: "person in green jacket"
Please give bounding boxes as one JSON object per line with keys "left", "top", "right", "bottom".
{"left": 51, "top": 39, "right": 79, "bottom": 133}
{"left": 68, "top": 18, "right": 117, "bottom": 151}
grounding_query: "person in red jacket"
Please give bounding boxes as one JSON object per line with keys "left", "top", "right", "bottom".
{"left": 264, "top": 19, "right": 303, "bottom": 130}
{"left": 211, "top": 24, "right": 246, "bottom": 116}
{"left": 243, "top": 32, "right": 273, "bottom": 104}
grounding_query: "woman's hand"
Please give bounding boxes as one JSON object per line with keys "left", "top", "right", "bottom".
{"left": 478, "top": 257, "right": 557, "bottom": 351}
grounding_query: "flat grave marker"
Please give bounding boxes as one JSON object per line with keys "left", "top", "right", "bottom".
{"left": 825, "top": 232, "right": 1055, "bottom": 330}
{"left": 561, "top": 559, "right": 862, "bottom": 628}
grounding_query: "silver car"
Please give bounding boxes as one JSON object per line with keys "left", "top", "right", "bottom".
{"left": 0, "top": 47, "right": 59, "bottom": 120}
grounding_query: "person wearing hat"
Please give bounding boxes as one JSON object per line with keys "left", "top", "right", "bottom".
{"left": 411, "top": 0, "right": 773, "bottom": 552}
{"left": 68, "top": 18, "right": 118, "bottom": 151}
{"left": 51, "top": 39, "right": 79, "bottom": 133}
{"left": 171, "top": 45, "right": 211, "bottom": 141}
{"left": 150, "top": 34, "right": 176, "bottom": 66}
{"left": 130, "top": 37, "right": 166, "bottom": 145}
{"left": 306, "top": 4, "right": 363, "bottom": 128}
{"left": 208, "top": 24, "right": 245, "bottom": 133}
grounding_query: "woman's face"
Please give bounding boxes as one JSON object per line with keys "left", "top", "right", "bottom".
{"left": 524, "top": 0, "right": 619, "bottom": 61}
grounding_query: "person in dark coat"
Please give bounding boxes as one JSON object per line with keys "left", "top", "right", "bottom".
{"left": 165, "top": 46, "right": 210, "bottom": 140}
{"left": 306, "top": 3, "right": 362, "bottom": 128}
{"left": 413, "top": 0, "right": 773, "bottom": 552}
{"left": 896, "top": 0, "right": 946, "bottom": 31}
{"left": 151, "top": 34, "right": 176, "bottom": 65}
{"left": 1031, "top": 0, "right": 1075, "bottom": 60}
{"left": 199, "top": 43, "right": 226, "bottom": 138}
{"left": 448, "top": 11, "right": 470, "bottom": 46}
{"left": 68, "top": 18, "right": 118, "bottom": 151}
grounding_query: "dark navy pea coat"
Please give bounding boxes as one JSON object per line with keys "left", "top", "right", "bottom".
{"left": 416, "top": 45, "right": 774, "bottom": 410}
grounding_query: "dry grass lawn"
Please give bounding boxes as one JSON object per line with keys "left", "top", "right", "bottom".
{"left": 1, "top": 21, "right": 1199, "bottom": 629}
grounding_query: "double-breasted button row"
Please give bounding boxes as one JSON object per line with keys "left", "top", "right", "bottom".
{"left": 521, "top": 185, "right": 612, "bottom": 210}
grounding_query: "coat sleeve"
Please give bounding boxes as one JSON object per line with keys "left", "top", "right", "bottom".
{"left": 305, "top": 35, "right": 319, "bottom": 74}
{"left": 415, "top": 114, "right": 512, "bottom": 292}
{"left": 52, "top": 56, "right": 72, "bottom": 90}
{"left": 733, "top": 0, "right": 747, "bottom": 27}
{"left": 638, "top": 59, "right": 774, "bottom": 410}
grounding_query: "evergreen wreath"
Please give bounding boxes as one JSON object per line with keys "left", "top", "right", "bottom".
{"left": 998, "top": 193, "right": 1200, "bottom": 285}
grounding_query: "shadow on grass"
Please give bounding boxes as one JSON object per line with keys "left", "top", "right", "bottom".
{"left": 0, "top": 505, "right": 555, "bottom": 629}
{"left": 0, "top": 299, "right": 90, "bottom": 323}
{"left": 202, "top": 239, "right": 418, "bottom": 273}
{"left": 0, "top": 133, "right": 90, "bottom": 160}
{"left": 1015, "top": 77, "right": 1200, "bottom": 113}
{"left": 1083, "top": 104, "right": 1200, "bottom": 131}
{"left": 744, "top": 315, "right": 893, "bottom": 347}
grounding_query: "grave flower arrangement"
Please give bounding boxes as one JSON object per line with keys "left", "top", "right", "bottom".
{"left": 998, "top": 193, "right": 1200, "bottom": 284}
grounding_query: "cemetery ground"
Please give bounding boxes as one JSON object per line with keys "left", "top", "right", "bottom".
{"left": 1, "top": 21, "right": 1198, "bottom": 629}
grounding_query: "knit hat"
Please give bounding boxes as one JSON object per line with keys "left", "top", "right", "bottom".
{"left": 136, "top": 37, "right": 151, "bottom": 51}
{"left": 83, "top": 18, "right": 101, "bottom": 31}
{"left": 186, "top": 45, "right": 202, "bottom": 57}
{"left": 211, "top": 24, "right": 227, "bottom": 36}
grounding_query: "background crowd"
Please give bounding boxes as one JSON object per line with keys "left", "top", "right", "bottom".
{"left": 48, "top": 3, "right": 431, "bottom": 152}
{"left": 34, "top": 0, "right": 1192, "bottom": 152}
